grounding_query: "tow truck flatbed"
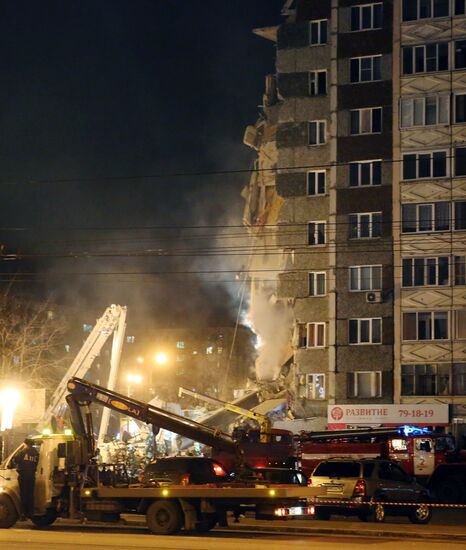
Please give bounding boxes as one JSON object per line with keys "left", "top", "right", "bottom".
{"left": 82, "top": 485, "right": 321, "bottom": 500}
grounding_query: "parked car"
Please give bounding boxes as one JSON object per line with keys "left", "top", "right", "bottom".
{"left": 231, "top": 467, "right": 309, "bottom": 486}
{"left": 140, "top": 457, "right": 229, "bottom": 486}
{"left": 309, "top": 458, "right": 431, "bottom": 523}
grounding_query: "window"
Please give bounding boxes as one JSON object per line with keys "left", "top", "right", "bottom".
{"left": 402, "top": 257, "right": 449, "bottom": 287}
{"left": 456, "top": 0, "right": 466, "bottom": 15}
{"left": 310, "top": 19, "right": 327, "bottom": 45}
{"left": 401, "top": 202, "right": 450, "bottom": 233}
{"left": 402, "top": 43, "right": 449, "bottom": 74}
{"left": 401, "top": 95, "right": 449, "bottom": 127}
{"left": 83, "top": 323, "right": 93, "bottom": 333}
{"left": 349, "top": 265, "right": 382, "bottom": 291}
{"left": 309, "top": 120, "right": 326, "bottom": 145}
{"left": 350, "top": 107, "right": 382, "bottom": 134}
{"left": 349, "top": 212, "right": 382, "bottom": 238}
{"left": 349, "top": 160, "right": 382, "bottom": 186}
{"left": 455, "top": 256, "right": 466, "bottom": 284}
{"left": 126, "top": 335, "right": 135, "bottom": 343}
{"left": 296, "top": 323, "right": 307, "bottom": 348}
{"left": 402, "top": 364, "right": 451, "bottom": 396}
{"left": 456, "top": 40, "right": 466, "bottom": 68}
{"left": 402, "top": 311, "right": 449, "bottom": 340}
{"left": 455, "top": 93, "right": 466, "bottom": 123}
{"left": 309, "top": 70, "right": 327, "bottom": 95}
{"left": 308, "top": 171, "right": 326, "bottom": 195}
{"left": 307, "top": 322, "right": 326, "bottom": 348}
{"left": 456, "top": 146, "right": 466, "bottom": 175}
{"left": 351, "top": 3, "right": 383, "bottom": 30}
{"left": 309, "top": 272, "right": 326, "bottom": 296}
{"left": 402, "top": 150, "right": 447, "bottom": 179}
{"left": 456, "top": 310, "right": 466, "bottom": 339}
{"left": 308, "top": 221, "right": 326, "bottom": 245}
{"left": 455, "top": 200, "right": 466, "bottom": 230}
{"left": 350, "top": 55, "right": 382, "bottom": 83}
{"left": 453, "top": 363, "right": 466, "bottom": 395}
{"left": 349, "top": 318, "right": 382, "bottom": 344}
{"left": 307, "top": 374, "right": 326, "bottom": 399}
{"left": 348, "top": 371, "right": 381, "bottom": 398}
{"left": 176, "top": 341, "right": 185, "bottom": 349}
{"left": 402, "top": 0, "right": 450, "bottom": 21}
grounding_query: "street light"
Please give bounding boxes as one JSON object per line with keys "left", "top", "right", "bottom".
{"left": 126, "top": 373, "right": 142, "bottom": 397}
{"left": 0, "top": 388, "right": 20, "bottom": 432}
{"left": 154, "top": 352, "right": 168, "bottom": 366}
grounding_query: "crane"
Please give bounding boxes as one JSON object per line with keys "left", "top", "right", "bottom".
{"left": 38, "top": 304, "right": 127, "bottom": 448}
{"left": 66, "top": 377, "right": 239, "bottom": 462}
{"left": 178, "top": 386, "right": 272, "bottom": 442}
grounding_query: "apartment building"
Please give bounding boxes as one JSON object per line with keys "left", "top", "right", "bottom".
{"left": 244, "top": 0, "right": 466, "bottom": 431}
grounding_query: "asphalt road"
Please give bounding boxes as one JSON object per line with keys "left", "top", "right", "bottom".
{"left": 0, "top": 526, "right": 464, "bottom": 550}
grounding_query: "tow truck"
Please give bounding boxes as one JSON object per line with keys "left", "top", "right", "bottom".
{"left": 0, "top": 378, "right": 320, "bottom": 534}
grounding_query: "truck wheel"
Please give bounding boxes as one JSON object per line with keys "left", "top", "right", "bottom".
{"left": 31, "top": 511, "right": 58, "bottom": 528}
{"left": 0, "top": 495, "right": 19, "bottom": 528}
{"left": 146, "top": 500, "right": 183, "bottom": 535}
{"left": 409, "top": 504, "right": 431, "bottom": 524}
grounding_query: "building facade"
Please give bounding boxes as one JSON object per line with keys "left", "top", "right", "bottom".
{"left": 245, "top": 0, "right": 466, "bottom": 433}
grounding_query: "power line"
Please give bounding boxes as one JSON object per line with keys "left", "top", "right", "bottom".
{"left": 0, "top": 152, "right": 464, "bottom": 187}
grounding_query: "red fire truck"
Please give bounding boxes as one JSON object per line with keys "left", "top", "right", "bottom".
{"left": 297, "top": 426, "right": 466, "bottom": 503}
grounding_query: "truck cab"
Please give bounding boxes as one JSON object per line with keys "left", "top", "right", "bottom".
{"left": 0, "top": 434, "right": 73, "bottom": 522}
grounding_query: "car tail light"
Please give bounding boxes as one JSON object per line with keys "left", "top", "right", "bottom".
{"left": 180, "top": 473, "right": 191, "bottom": 486}
{"left": 306, "top": 505, "right": 315, "bottom": 516}
{"left": 353, "top": 479, "right": 366, "bottom": 496}
{"left": 274, "top": 507, "right": 289, "bottom": 517}
{"left": 307, "top": 478, "right": 313, "bottom": 487}
{"left": 213, "top": 464, "right": 226, "bottom": 476}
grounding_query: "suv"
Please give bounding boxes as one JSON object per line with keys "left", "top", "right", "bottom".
{"left": 141, "top": 457, "right": 228, "bottom": 486}
{"left": 309, "top": 458, "right": 431, "bottom": 523}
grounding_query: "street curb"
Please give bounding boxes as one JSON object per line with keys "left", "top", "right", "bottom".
{"left": 118, "top": 518, "right": 466, "bottom": 541}
{"left": 53, "top": 517, "right": 466, "bottom": 541}
{"left": 222, "top": 523, "right": 466, "bottom": 541}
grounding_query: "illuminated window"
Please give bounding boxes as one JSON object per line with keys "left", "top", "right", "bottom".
{"left": 176, "top": 341, "right": 185, "bottom": 349}
{"left": 307, "top": 374, "right": 326, "bottom": 399}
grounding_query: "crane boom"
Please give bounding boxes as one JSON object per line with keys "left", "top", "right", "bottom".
{"left": 38, "top": 305, "right": 127, "bottom": 432}
{"left": 178, "top": 386, "right": 272, "bottom": 437}
{"left": 66, "top": 377, "right": 239, "bottom": 456}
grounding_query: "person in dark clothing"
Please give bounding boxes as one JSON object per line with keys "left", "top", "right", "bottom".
{"left": 14, "top": 438, "right": 39, "bottom": 518}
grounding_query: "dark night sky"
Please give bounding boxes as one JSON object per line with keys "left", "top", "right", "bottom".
{"left": 0, "top": 0, "right": 284, "bottom": 328}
